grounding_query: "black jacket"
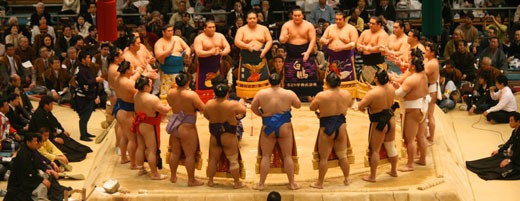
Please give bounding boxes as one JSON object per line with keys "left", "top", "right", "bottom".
{"left": 4, "top": 144, "right": 45, "bottom": 201}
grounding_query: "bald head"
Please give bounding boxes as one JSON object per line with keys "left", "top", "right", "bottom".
{"left": 482, "top": 57, "right": 492, "bottom": 68}
{"left": 9, "top": 74, "right": 21, "bottom": 87}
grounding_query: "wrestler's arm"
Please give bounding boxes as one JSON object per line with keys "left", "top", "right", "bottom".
{"left": 357, "top": 92, "right": 372, "bottom": 112}
{"left": 202, "top": 102, "right": 210, "bottom": 120}
{"left": 179, "top": 37, "right": 191, "bottom": 56}
{"left": 235, "top": 101, "right": 247, "bottom": 115}
{"left": 233, "top": 27, "right": 249, "bottom": 50}
{"left": 220, "top": 34, "right": 231, "bottom": 56}
{"left": 356, "top": 32, "right": 366, "bottom": 52}
{"left": 305, "top": 23, "right": 317, "bottom": 56}
{"left": 396, "top": 80, "right": 412, "bottom": 97}
{"left": 319, "top": 26, "right": 331, "bottom": 46}
{"left": 192, "top": 93, "right": 205, "bottom": 112}
{"left": 250, "top": 94, "right": 262, "bottom": 116}
{"left": 279, "top": 23, "right": 289, "bottom": 44}
{"left": 152, "top": 97, "right": 171, "bottom": 114}
{"left": 290, "top": 91, "right": 302, "bottom": 109}
{"left": 260, "top": 26, "right": 273, "bottom": 58}
{"left": 365, "top": 33, "right": 388, "bottom": 53}
{"left": 154, "top": 39, "right": 171, "bottom": 63}
{"left": 309, "top": 93, "right": 320, "bottom": 111}
{"left": 193, "top": 36, "right": 215, "bottom": 57}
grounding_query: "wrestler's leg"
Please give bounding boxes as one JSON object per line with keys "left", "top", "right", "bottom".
{"left": 427, "top": 92, "right": 436, "bottom": 145}
{"left": 310, "top": 128, "right": 334, "bottom": 189}
{"left": 334, "top": 124, "right": 350, "bottom": 185}
{"left": 278, "top": 123, "right": 300, "bottom": 190}
{"left": 116, "top": 115, "right": 129, "bottom": 164}
{"left": 399, "top": 109, "right": 420, "bottom": 172}
{"left": 385, "top": 116, "right": 398, "bottom": 177}
{"left": 221, "top": 133, "right": 245, "bottom": 189}
{"left": 206, "top": 136, "right": 222, "bottom": 187}
{"left": 253, "top": 126, "right": 276, "bottom": 190}
{"left": 416, "top": 119, "right": 428, "bottom": 166}
{"left": 363, "top": 123, "right": 385, "bottom": 182}
{"left": 123, "top": 111, "right": 138, "bottom": 169}
{"left": 135, "top": 126, "right": 146, "bottom": 175}
{"left": 168, "top": 133, "right": 182, "bottom": 183}
{"left": 142, "top": 124, "right": 165, "bottom": 179}
{"left": 178, "top": 125, "right": 203, "bottom": 186}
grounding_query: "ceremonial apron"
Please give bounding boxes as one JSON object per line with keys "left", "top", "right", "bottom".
{"left": 236, "top": 49, "right": 270, "bottom": 98}
{"left": 196, "top": 55, "right": 222, "bottom": 103}
{"left": 284, "top": 43, "right": 322, "bottom": 96}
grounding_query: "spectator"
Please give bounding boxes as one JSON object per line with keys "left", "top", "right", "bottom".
{"left": 3, "top": 85, "right": 31, "bottom": 125}
{"left": 37, "top": 127, "right": 69, "bottom": 165}
{"left": 114, "top": 26, "right": 129, "bottom": 50}
{"left": 467, "top": 70, "right": 497, "bottom": 115}
{"left": 169, "top": 0, "right": 194, "bottom": 27}
{"left": 444, "top": 29, "right": 464, "bottom": 60}
{"left": 75, "top": 15, "right": 92, "bottom": 38}
{"left": 8, "top": 74, "right": 34, "bottom": 115}
{"left": 375, "top": 0, "right": 396, "bottom": 22}
{"left": 84, "top": 26, "right": 99, "bottom": 54}
{"left": 260, "top": 0, "right": 276, "bottom": 26}
{"left": 0, "top": 96, "right": 21, "bottom": 152}
{"left": 84, "top": 3, "right": 97, "bottom": 26}
{"left": 483, "top": 14, "right": 507, "bottom": 43}
{"left": 31, "top": 17, "right": 56, "bottom": 44}
{"left": 485, "top": 75, "right": 517, "bottom": 124}
{"left": 172, "top": 0, "right": 191, "bottom": 12}
{"left": 33, "top": 47, "right": 52, "bottom": 87}
{"left": 276, "top": 46, "right": 286, "bottom": 59}
{"left": 15, "top": 37, "right": 36, "bottom": 63}
{"left": 357, "top": 0, "right": 370, "bottom": 23}
{"left": 508, "top": 30, "right": 520, "bottom": 63}
{"left": 179, "top": 12, "right": 196, "bottom": 42}
{"left": 5, "top": 26, "right": 23, "bottom": 48}
{"left": 63, "top": 47, "right": 79, "bottom": 74}
{"left": 72, "top": 36, "right": 86, "bottom": 52}
{"left": 479, "top": 37, "right": 508, "bottom": 72}
{"left": 1, "top": 44, "right": 29, "bottom": 87}
{"left": 56, "top": 26, "right": 76, "bottom": 58}
{"left": 346, "top": 7, "right": 364, "bottom": 32}
{"left": 8, "top": 17, "right": 30, "bottom": 38}
{"left": 41, "top": 35, "right": 59, "bottom": 59}
{"left": 44, "top": 57, "right": 72, "bottom": 104}
{"left": 138, "top": 25, "right": 158, "bottom": 51}
{"left": 228, "top": 1, "right": 246, "bottom": 24}
{"left": 478, "top": 56, "right": 501, "bottom": 81}
{"left": 309, "top": 0, "right": 335, "bottom": 25}
{"left": 456, "top": 13, "right": 479, "bottom": 44}
{"left": 29, "top": 95, "right": 93, "bottom": 161}
{"left": 478, "top": 27, "right": 504, "bottom": 56}
{"left": 61, "top": 0, "right": 80, "bottom": 14}
{"left": 147, "top": 11, "right": 164, "bottom": 38}
{"left": 437, "top": 71, "right": 458, "bottom": 113}
{"left": 230, "top": 17, "right": 245, "bottom": 38}
{"left": 441, "top": 60, "right": 463, "bottom": 85}
{"left": 451, "top": 40, "right": 476, "bottom": 81}
{"left": 74, "top": 51, "right": 102, "bottom": 141}
{"left": 6, "top": 93, "right": 29, "bottom": 135}
{"left": 270, "top": 55, "right": 285, "bottom": 79}
{"left": 148, "top": 0, "right": 170, "bottom": 15}
{"left": 30, "top": 2, "right": 52, "bottom": 28}
{"left": 403, "top": 21, "right": 412, "bottom": 34}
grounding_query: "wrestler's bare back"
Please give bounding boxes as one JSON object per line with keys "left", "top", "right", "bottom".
{"left": 167, "top": 88, "right": 204, "bottom": 115}
{"left": 425, "top": 58, "right": 440, "bottom": 84}
{"left": 252, "top": 87, "right": 301, "bottom": 117}
{"left": 134, "top": 91, "right": 169, "bottom": 117}
{"left": 115, "top": 75, "right": 137, "bottom": 103}
{"left": 204, "top": 99, "right": 245, "bottom": 125}
{"left": 401, "top": 72, "right": 428, "bottom": 100}
{"left": 359, "top": 84, "right": 395, "bottom": 114}
{"left": 107, "top": 63, "right": 120, "bottom": 89}
{"left": 310, "top": 89, "right": 352, "bottom": 117}
{"left": 280, "top": 20, "right": 315, "bottom": 45}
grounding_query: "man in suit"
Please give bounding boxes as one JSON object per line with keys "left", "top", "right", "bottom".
{"left": 63, "top": 47, "right": 79, "bottom": 74}
{"left": 44, "top": 57, "right": 71, "bottom": 104}
{"left": 91, "top": 43, "right": 110, "bottom": 108}
{"left": 15, "top": 37, "right": 37, "bottom": 63}
{"left": 32, "top": 46, "right": 52, "bottom": 86}
{"left": 375, "top": 0, "right": 396, "bottom": 21}
{"left": 8, "top": 74, "right": 34, "bottom": 114}
{"left": 1, "top": 44, "right": 29, "bottom": 88}
{"left": 56, "top": 26, "right": 76, "bottom": 58}
{"left": 228, "top": 1, "right": 246, "bottom": 25}
{"left": 6, "top": 93, "right": 28, "bottom": 134}
{"left": 261, "top": 0, "right": 276, "bottom": 26}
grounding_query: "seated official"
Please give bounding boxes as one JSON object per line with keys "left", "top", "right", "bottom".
{"left": 5, "top": 132, "right": 70, "bottom": 201}
{"left": 29, "top": 96, "right": 92, "bottom": 162}
{"left": 44, "top": 57, "right": 72, "bottom": 104}
{"left": 437, "top": 71, "right": 458, "bottom": 113}
{"left": 466, "top": 112, "right": 520, "bottom": 180}
{"left": 450, "top": 40, "right": 476, "bottom": 82}
{"left": 6, "top": 93, "right": 29, "bottom": 135}
{"left": 484, "top": 75, "right": 517, "bottom": 124}
{"left": 476, "top": 57, "right": 502, "bottom": 84}
{"left": 0, "top": 96, "right": 22, "bottom": 152}
{"left": 37, "top": 127, "right": 69, "bottom": 166}
{"left": 479, "top": 37, "right": 509, "bottom": 72}
{"left": 466, "top": 71, "right": 498, "bottom": 115}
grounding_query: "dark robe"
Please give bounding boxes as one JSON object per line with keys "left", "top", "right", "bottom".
{"left": 466, "top": 128, "right": 520, "bottom": 180}
{"left": 4, "top": 144, "right": 45, "bottom": 201}
{"left": 29, "top": 107, "right": 92, "bottom": 162}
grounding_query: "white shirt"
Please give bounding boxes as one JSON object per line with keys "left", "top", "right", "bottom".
{"left": 487, "top": 86, "right": 517, "bottom": 113}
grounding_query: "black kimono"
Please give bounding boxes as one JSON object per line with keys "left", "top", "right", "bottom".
{"left": 4, "top": 144, "right": 45, "bottom": 201}
{"left": 466, "top": 128, "right": 520, "bottom": 180}
{"left": 28, "top": 107, "right": 92, "bottom": 162}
